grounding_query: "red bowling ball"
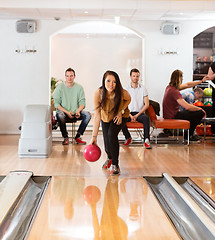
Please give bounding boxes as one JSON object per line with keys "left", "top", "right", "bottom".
{"left": 193, "top": 101, "right": 204, "bottom": 106}
{"left": 83, "top": 144, "right": 101, "bottom": 162}
{"left": 83, "top": 185, "right": 101, "bottom": 204}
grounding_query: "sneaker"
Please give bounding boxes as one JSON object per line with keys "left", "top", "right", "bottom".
{"left": 102, "top": 159, "right": 112, "bottom": 169}
{"left": 158, "top": 132, "right": 169, "bottom": 138}
{"left": 110, "top": 165, "right": 120, "bottom": 176}
{"left": 123, "top": 138, "right": 132, "bottom": 146}
{"left": 192, "top": 134, "right": 201, "bottom": 140}
{"left": 189, "top": 135, "right": 201, "bottom": 143}
{"left": 144, "top": 139, "right": 152, "bottom": 149}
{"left": 62, "top": 138, "right": 69, "bottom": 145}
{"left": 75, "top": 137, "right": 86, "bottom": 145}
{"left": 144, "top": 142, "right": 152, "bottom": 149}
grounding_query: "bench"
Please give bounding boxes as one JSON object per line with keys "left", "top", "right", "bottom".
{"left": 147, "top": 105, "right": 190, "bottom": 145}
{"left": 126, "top": 121, "right": 144, "bottom": 141}
{"left": 125, "top": 105, "right": 190, "bottom": 145}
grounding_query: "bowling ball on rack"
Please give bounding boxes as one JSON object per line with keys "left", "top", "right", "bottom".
{"left": 83, "top": 185, "right": 101, "bottom": 205}
{"left": 193, "top": 101, "right": 204, "bottom": 106}
{"left": 83, "top": 144, "right": 101, "bottom": 162}
{"left": 204, "top": 101, "right": 212, "bottom": 106}
{"left": 203, "top": 88, "right": 212, "bottom": 97}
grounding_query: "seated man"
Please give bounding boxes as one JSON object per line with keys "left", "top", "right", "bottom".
{"left": 122, "top": 68, "right": 151, "bottom": 149}
{"left": 180, "top": 87, "right": 203, "bottom": 111}
{"left": 53, "top": 68, "right": 91, "bottom": 145}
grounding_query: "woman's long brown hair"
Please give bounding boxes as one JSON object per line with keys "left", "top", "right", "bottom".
{"left": 169, "top": 69, "right": 183, "bottom": 89}
{"left": 98, "top": 70, "right": 123, "bottom": 115}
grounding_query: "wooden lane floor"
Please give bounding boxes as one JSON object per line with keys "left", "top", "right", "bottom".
{"left": 1, "top": 135, "right": 215, "bottom": 239}
{"left": 1, "top": 134, "right": 215, "bottom": 177}
{"left": 191, "top": 177, "right": 215, "bottom": 202}
{"left": 27, "top": 176, "right": 180, "bottom": 240}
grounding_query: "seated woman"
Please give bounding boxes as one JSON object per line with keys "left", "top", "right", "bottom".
{"left": 162, "top": 69, "right": 208, "bottom": 142}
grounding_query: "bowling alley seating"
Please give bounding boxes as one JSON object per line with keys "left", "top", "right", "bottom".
{"left": 52, "top": 111, "right": 93, "bottom": 143}
{"left": 147, "top": 105, "right": 190, "bottom": 145}
{"left": 52, "top": 115, "right": 77, "bottom": 143}
{"left": 125, "top": 121, "right": 144, "bottom": 140}
{"left": 124, "top": 100, "right": 160, "bottom": 144}
{"left": 125, "top": 104, "right": 190, "bottom": 145}
{"left": 68, "top": 120, "right": 77, "bottom": 143}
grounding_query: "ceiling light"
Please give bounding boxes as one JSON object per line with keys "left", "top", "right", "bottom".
{"left": 114, "top": 16, "right": 120, "bottom": 24}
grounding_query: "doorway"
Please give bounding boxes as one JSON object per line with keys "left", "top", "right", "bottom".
{"left": 50, "top": 21, "right": 144, "bottom": 112}
{"left": 193, "top": 26, "right": 215, "bottom": 77}
{"left": 193, "top": 26, "right": 215, "bottom": 117}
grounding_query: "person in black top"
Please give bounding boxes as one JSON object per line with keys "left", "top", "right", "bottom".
{"left": 207, "top": 62, "right": 215, "bottom": 135}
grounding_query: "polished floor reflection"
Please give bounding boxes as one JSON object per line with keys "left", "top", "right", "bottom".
{"left": 0, "top": 134, "right": 215, "bottom": 239}
{"left": 28, "top": 177, "right": 180, "bottom": 240}
{"left": 191, "top": 177, "right": 215, "bottom": 201}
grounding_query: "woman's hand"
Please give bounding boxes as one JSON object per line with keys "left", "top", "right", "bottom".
{"left": 113, "top": 113, "right": 122, "bottom": 125}
{"left": 90, "top": 136, "right": 98, "bottom": 145}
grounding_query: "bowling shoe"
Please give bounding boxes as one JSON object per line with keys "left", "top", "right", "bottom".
{"left": 75, "top": 137, "right": 86, "bottom": 145}
{"left": 110, "top": 165, "right": 120, "bottom": 175}
{"left": 102, "top": 159, "right": 112, "bottom": 169}
{"left": 123, "top": 138, "right": 132, "bottom": 146}
{"left": 144, "top": 138, "right": 152, "bottom": 149}
{"left": 62, "top": 138, "right": 69, "bottom": 145}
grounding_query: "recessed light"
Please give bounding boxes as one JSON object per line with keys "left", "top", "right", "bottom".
{"left": 114, "top": 16, "right": 120, "bottom": 24}
{"left": 84, "top": 11, "right": 88, "bottom": 14}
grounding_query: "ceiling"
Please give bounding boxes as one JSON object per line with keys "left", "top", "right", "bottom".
{"left": 1, "top": 0, "right": 215, "bottom": 22}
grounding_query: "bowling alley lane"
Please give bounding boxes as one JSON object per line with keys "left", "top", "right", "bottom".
{"left": 27, "top": 176, "right": 180, "bottom": 240}
{"left": 191, "top": 177, "right": 215, "bottom": 202}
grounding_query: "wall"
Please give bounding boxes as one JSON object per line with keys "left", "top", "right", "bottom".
{"left": 130, "top": 20, "right": 215, "bottom": 107}
{"left": 0, "top": 19, "right": 215, "bottom": 133}
{"left": 51, "top": 34, "right": 142, "bottom": 112}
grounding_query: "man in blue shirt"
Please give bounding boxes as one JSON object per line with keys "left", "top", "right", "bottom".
{"left": 180, "top": 87, "right": 203, "bottom": 111}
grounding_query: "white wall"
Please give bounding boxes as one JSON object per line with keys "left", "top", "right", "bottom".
{"left": 0, "top": 19, "right": 215, "bottom": 133}
{"left": 51, "top": 34, "right": 142, "bottom": 112}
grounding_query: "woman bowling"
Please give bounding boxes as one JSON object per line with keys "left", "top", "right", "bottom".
{"left": 90, "top": 70, "right": 131, "bottom": 175}
{"left": 162, "top": 69, "right": 207, "bottom": 142}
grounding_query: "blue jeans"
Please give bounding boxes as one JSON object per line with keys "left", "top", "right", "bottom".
{"left": 56, "top": 110, "right": 91, "bottom": 138}
{"left": 122, "top": 112, "right": 150, "bottom": 141}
